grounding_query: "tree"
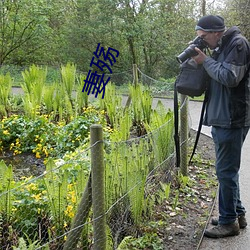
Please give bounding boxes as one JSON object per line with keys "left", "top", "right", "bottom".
{"left": 220, "top": 0, "right": 250, "bottom": 39}
{"left": 0, "top": 0, "right": 50, "bottom": 65}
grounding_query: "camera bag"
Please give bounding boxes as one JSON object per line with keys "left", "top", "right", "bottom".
{"left": 174, "top": 58, "right": 210, "bottom": 168}
{"left": 175, "top": 58, "right": 209, "bottom": 97}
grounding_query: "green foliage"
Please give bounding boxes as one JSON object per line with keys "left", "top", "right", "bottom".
{"left": 158, "top": 182, "right": 171, "bottom": 203}
{"left": 105, "top": 136, "right": 153, "bottom": 228}
{"left": 0, "top": 73, "right": 12, "bottom": 117}
{"left": 99, "top": 83, "right": 123, "bottom": 129}
{"left": 145, "top": 100, "right": 175, "bottom": 163}
{"left": 12, "top": 176, "right": 48, "bottom": 240}
{"left": 172, "top": 190, "right": 180, "bottom": 210}
{"left": 0, "top": 0, "right": 227, "bottom": 80}
{"left": 0, "top": 161, "right": 14, "bottom": 222}
{"left": 43, "top": 159, "right": 68, "bottom": 229}
{"left": 0, "top": 0, "right": 51, "bottom": 65}
{"left": 76, "top": 74, "right": 89, "bottom": 114}
{"left": 117, "top": 233, "right": 163, "bottom": 250}
{"left": 129, "top": 84, "right": 152, "bottom": 125}
{"left": 178, "top": 173, "right": 192, "bottom": 189}
{"left": 61, "top": 63, "right": 76, "bottom": 101}
{"left": 0, "top": 109, "right": 102, "bottom": 157}
{"left": 21, "top": 65, "right": 47, "bottom": 118}
{"left": 0, "top": 77, "right": 179, "bottom": 248}
{"left": 43, "top": 85, "right": 55, "bottom": 113}
{"left": 13, "top": 235, "right": 46, "bottom": 250}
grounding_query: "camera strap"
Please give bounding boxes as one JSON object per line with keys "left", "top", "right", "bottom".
{"left": 189, "top": 91, "right": 208, "bottom": 164}
{"left": 174, "top": 82, "right": 181, "bottom": 168}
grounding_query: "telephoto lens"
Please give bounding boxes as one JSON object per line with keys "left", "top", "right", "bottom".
{"left": 176, "top": 36, "right": 208, "bottom": 63}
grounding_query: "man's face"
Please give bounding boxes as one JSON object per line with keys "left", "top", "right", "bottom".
{"left": 196, "top": 30, "right": 222, "bottom": 49}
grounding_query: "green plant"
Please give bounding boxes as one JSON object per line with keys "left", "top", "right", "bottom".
{"left": 117, "top": 233, "right": 163, "bottom": 250}
{"left": 12, "top": 176, "right": 49, "bottom": 241}
{"left": 108, "top": 109, "right": 132, "bottom": 142}
{"left": 172, "top": 190, "right": 180, "bottom": 210}
{"left": 105, "top": 136, "right": 153, "bottom": 233}
{"left": 75, "top": 74, "right": 89, "bottom": 115}
{"left": 157, "top": 182, "right": 171, "bottom": 204}
{"left": 21, "top": 65, "right": 47, "bottom": 118}
{"left": 0, "top": 115, "right": 57, "bottom": 157}
{"left": 13, "top": 237, "right": 40, "bottom": 250}
{"left": 60, "top": 63, "right": 76, "bottom": 102}
{"left": 43, "top": 159, "right": 69, "bottom": 225}
{"left": 129, "top": 83, "right": 153, "bottom": 129}
{"left": 43, "top": 84, "right": 55, "bottom": 114}
{"left": 0, "top": 108, "right": 104, "bottom": 158}
{"left": 99, "top": 83, "right": 123, "bottom": 128}
{"left": 51, "top": 81, "right": 74, "bottom": 122}
{"left": 178, "top": 173, "right": 191, "bottom": 189}
{"left": 144, "top": 100, "right": 174, "bottom": 163}
{"left": 0, "top": 73, "right": 12, "bottom": 117}
{"left": 0, "top": 161, "right": 15, "bottom": 222}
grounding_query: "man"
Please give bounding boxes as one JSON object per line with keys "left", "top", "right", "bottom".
{"left": 192, "top": 15, "right": 250, "bottom": 238}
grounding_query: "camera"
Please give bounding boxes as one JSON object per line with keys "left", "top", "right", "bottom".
{"left": 176, "top": 36, "right": 208, "bottom": 64}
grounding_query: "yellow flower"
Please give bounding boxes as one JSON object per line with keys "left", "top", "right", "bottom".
{"left": 26, "top": 183, "right": 37, "bottom": 191}
{"left": 10, "top": 143, "right": 14, "bottom": 150}
{"left": 14, "top": 149, "right": 20, "bottom": 155}
{"left": 100, "top": 110, "right": 106, "bottom": 115}
{"left": 12, "top": 207, "right": 17, "bottom": 212}
{"left": 32, "top": 193, "right": 42, "bottom": 201}
{"left": 3, "top": 130, "right": 9, "bottom": 135}
{"left": 42, "top": 147, "right": 49, "bottom": 157}
{"left": 71, "top": 195, "right": 76, "bottom": 204}
{"left": 65, "top": 205, "right": 74, "bottom": 218}
{"left": 36, "top": 152, "right": 41, "bottom": 158}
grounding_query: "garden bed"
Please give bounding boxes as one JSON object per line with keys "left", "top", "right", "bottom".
{"left": 160, "top": 131, "right": 217, "bottom": 250}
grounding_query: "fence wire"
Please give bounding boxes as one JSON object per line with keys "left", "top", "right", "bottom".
{"left": 0, "top": 67, "right": 192, "bottom": 249}
{"left": 137, "top": 67, "right": 175, "bottom": 96}
{"left": 0, "top": 121, "right": 180, "bottom": 249}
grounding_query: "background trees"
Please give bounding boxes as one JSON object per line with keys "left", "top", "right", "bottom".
{"left": 0, "top": 0, "right": 248, "bottom": 83}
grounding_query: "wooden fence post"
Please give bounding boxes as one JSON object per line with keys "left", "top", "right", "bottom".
{"left": 125, "top": 64, "right": 138, "bottom": 109}
{"left": 63, "top": 175, "right": 92, "bottom": 250}
{"left": 133, "top": 64, "right": 138, "bottom": 86}
{"left": 91, "top": 124, "right": 106, "bottom": 250}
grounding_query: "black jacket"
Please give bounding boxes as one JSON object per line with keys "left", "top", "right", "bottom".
{"left": 203, "top": 26, "right": 250, "bottom": 128}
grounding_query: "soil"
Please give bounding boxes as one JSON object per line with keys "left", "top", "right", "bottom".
{"left": 158, "top": 130, "right": 217, "bottom": 250}
{"left": 0, "top": 152, "right": 45, "bottom": 180}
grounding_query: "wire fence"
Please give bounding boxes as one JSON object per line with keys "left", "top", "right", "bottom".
{"left": 0, "top": 65, "right": 191, "bottom": 249}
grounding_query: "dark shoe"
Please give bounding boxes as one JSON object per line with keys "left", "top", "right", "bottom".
{"left": 238, "top": 215, "right": 247, "bottom": 228}
{"left": 204, "top": 222, "right": 240, "bottom": 238}
{"left": 211, "top": 214, "right": 247, "bottom": 229}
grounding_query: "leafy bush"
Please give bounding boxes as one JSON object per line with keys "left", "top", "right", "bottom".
{"left": 0, "top": 106, "right": 104, "bottom": 158}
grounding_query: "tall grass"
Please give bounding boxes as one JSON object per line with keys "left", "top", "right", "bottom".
{"left": 0, "top": 161, "right": 14, "bottom": 222}
{"left": 21, "top": 65, "right": 47, "bottom": 118}
{"left": 61, "top": 63, "right": 76, "bottom": 102}
{"left": 98, "top": 83, "right": 123, "bottom": 129}
{"left": 145, "top": 100, "right": 175, "bottom": 164}
{"left": 0, "top": 73, "right": 12, "bottom": 116}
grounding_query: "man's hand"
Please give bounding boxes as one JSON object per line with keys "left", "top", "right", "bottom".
{"left": 192, "top": 47, "right": 207, "bottom": 64}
